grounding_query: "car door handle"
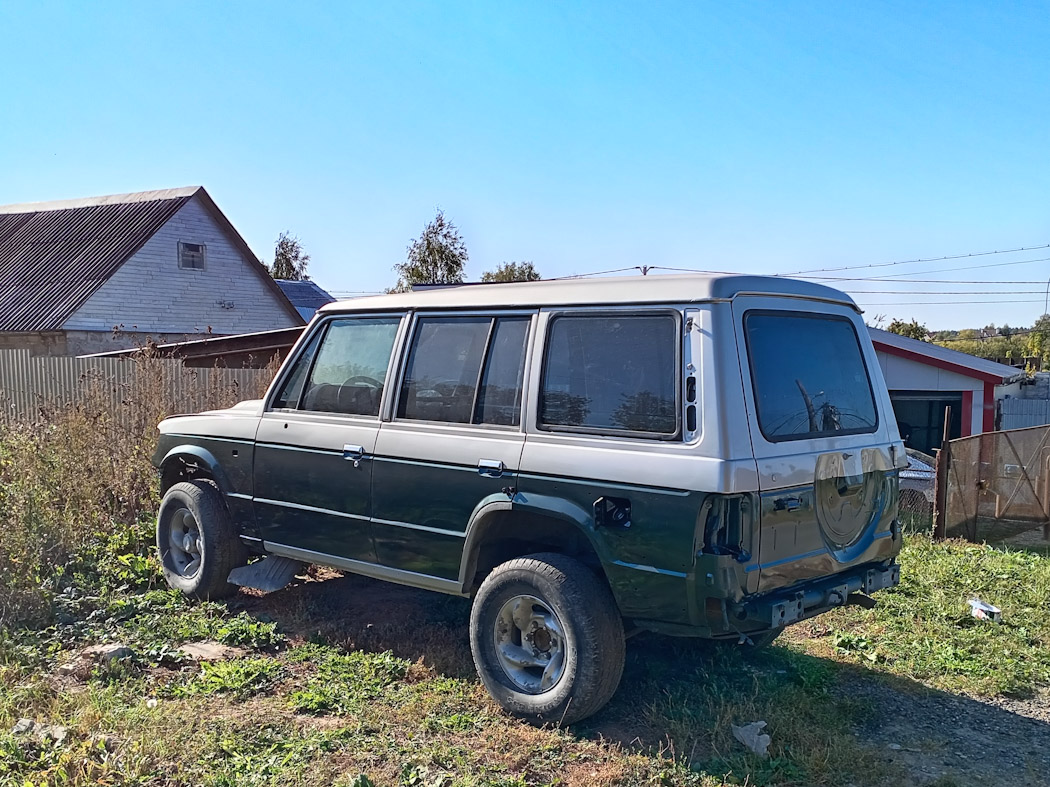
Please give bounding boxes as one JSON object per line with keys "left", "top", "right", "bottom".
{"left": 343, "top": 444, "right": 368, "bottom": 468}
{"left": 478, "top": 459, "right": 505, "bottom": 478}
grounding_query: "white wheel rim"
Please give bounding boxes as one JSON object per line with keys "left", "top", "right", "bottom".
{"left": 167, "top": 507, "right": 203, "bottom": 578}
{"left": 492, "top": 594, "right": 567, "bottom": 694}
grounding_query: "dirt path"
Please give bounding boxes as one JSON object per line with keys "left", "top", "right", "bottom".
{"left": 842, "top": 675, "right": 1050, "bottom": 786}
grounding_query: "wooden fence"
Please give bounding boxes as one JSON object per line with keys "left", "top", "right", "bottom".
{"left": 0, "top": 349, "right": 274, "bottom": 427}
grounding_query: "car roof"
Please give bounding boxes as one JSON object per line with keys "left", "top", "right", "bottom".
{"left": 318, "top": 273, "right": 859, "bottom": 314}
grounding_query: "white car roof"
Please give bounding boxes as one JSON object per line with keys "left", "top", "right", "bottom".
{"left": 319, "top": 273, "right": 859, "bottom": 314}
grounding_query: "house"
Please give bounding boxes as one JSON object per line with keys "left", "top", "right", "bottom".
{"left": 870, "top": 328, "right": 1025, "bottom": 454}
{"left": 0, "top": 187, "right": 303, "bottom": 356}
{"left": 275, "top": 279, "right": 335, "bottom": 321}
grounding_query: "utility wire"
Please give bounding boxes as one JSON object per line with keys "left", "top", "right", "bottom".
{"left": 779, "top": 244, "right": 1050, "bottom": 276}
{"left": 803, "top": 255, "right": 1050, "bottom": 281}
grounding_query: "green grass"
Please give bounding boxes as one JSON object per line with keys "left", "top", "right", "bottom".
{"left": 794, "top": 536, "right": 1050, "bottom": 696}
{"left": 1, "top": 530, "right": 1047, "bottom": 785}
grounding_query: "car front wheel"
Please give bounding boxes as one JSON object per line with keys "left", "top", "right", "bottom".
{"left": 469, "top": 552, "right": 625, "bottom": 725}
{"left": 156, "top": 480, "right": 246, "bottom": 600}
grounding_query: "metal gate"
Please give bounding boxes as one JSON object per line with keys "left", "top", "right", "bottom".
{"left": 939, "top": 424, "right": 1050, "bottom": 545}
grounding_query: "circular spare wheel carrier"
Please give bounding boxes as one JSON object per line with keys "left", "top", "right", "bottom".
{"left": 813, "top": 450, "right": 887, "bottom": 552}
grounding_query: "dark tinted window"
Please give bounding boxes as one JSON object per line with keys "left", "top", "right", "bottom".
{"left": 398, "top": 318, "right": 491, "bottom": 423}
{"left": 476, "top": 318, "right": 530, "bottom": 426}
{"left": 299, "top": 318, "right": 400, "bottom": 416}
{"left": 540, "top": 314, "right": 678, "bottom": 436}
{"left": 745, "top": 312, "right": 877, "bottom": 441}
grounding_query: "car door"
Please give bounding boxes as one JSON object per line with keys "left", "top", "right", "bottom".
{"left": 253, "top": 314, "right": 405, "bottom": 562}
{"left": 731, "top": 296, "right": 903, "bottom": 592}
{"left": 370, "top": 313, "right": 533, "bottom": 579}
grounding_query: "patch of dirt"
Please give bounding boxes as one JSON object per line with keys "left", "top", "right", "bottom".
{"left": 841, "top": 674, "right": 1050, "bottom": 786}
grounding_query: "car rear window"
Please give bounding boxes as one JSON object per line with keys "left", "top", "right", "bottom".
{"left": 744, "top": 311, "right": 877, "bottom": 442}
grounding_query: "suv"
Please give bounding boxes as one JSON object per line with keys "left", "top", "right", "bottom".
{"left": 153, "top": 274, "right": 904, "bottom": 723}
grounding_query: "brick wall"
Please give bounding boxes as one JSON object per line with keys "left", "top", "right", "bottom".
{"left": 63, "top": 196, "right": 301, "bottom": 335}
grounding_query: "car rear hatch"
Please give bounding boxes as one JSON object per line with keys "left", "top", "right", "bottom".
{"left": 731, "top": 295, "right": 904, "bottom": 593}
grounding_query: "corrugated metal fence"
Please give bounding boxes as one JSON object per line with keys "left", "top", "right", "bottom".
{"left": 999, "top": 397, "right": 1050, "bottom": 431}
{"left": 0, "top": 349, "right": 273, "bottom": 427}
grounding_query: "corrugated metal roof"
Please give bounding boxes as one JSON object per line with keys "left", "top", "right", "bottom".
{"left": 869, "top": 327, "right": 1024, "bottom": 384}
{"left": 0, "top": 186, "right": 304, "bottom": 332}
{"left": 275, "top": 279, "right": 335, "bottom": 310}
{"left": 0, "top": 190, "right": 194, "bottom": 331}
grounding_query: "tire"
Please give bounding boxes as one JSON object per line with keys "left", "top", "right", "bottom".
{"left": 156, "top": 480, "right": 247, "bottom": 600}
{"left": 469, "top": 552, "right": 625, "bottom": 725}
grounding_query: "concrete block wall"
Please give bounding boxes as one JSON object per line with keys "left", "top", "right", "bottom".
{"left": 63, "top": 196, "right": 300, "bottom": 335}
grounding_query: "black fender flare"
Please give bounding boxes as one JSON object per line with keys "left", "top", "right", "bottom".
{"left": 158, "top": 444, "right": 234, "bottom": 497}
{"left": 457, "top": 492, "right": 609, "bottom": 589}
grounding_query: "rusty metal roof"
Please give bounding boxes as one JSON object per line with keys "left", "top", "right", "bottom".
{"left": 0, "top": 186, "right": 303, "bottom": 332}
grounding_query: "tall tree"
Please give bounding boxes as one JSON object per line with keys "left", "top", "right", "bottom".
{"left": 481, "top": 261, "right": 541, "bottom": 283}
{"left": 391, "top": 210, "right": 468, "bottom": 292}
{"left": 269, "top": 231, "right": 310, "bottom": 280}
{"left": 886, "top": 318, "right": 930, "bottom": 341}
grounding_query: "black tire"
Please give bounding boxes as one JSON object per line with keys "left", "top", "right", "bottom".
{"left": 156, "top": 480, "right": 247, "bottom": 600}
{"left": 469, "top": 552, "right": 625, "bottom": 725}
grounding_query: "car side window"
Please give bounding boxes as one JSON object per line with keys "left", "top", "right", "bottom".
{"left": 476, "top": 317, "right": 530, "bottom": 426}
{"left": 539, "top": 313, "right": 679, "bottom": 437}
{"left": 398, "top": 315, "right": 532, "bottom": 426}
{"left": 298, "top": 318, "right": 400, "bottom": 417}
{"left": 398, "top": 317, "right": 491, "bottom": 423}
{"left": 271, "top": 330, "right": 323, "bottom": 409}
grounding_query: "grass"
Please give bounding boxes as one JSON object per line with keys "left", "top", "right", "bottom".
{"left": 2, "top": 525, "right": 1047, "bottom": 785}
{"left": 1, "top": 389, "right": 1048, "bottom": 784}
{"left": 794, "top": 536, "right": 1050, "bottom": 696}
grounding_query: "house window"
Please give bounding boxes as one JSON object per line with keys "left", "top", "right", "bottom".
{"left": 178, "top": 242, "right": 206, "bottom": 270}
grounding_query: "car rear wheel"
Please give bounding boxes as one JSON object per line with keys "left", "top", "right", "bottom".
{"left": 469, "top": 553, "right": 625, "bottom": 725}
{"left": 157, "top": 480, "right": 246, "bottom": 600}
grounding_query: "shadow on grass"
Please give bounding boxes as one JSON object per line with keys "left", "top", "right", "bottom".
{"left": 232, "top": 571, "right": 1049, "bottom": 787}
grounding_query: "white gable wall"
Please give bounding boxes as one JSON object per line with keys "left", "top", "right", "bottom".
{"left": 63, "top": 196, "right": 299, "bottom": 335}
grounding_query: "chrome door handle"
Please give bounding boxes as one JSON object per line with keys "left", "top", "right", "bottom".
{"left": 478, "top": 459, "right": 505, "bottom": 478}
{"left": 343, "top": 444, "right": 367, "bottom": 468}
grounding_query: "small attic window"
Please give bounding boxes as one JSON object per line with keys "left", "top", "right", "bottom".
{"left": 178, "top": 242, "right": 206, "bottom": 270}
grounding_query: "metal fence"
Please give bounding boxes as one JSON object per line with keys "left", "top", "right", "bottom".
{"left": 942, "top": 423, "right": 1050, "bottom": 546}
{"left": 0, "top": 349, "right": 273, "bottom": 427}
{"left": 999, "top": 397, "right": 1050, "bottom": 431}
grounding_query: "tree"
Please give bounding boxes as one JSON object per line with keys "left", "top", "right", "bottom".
{"left": 269, "top": 231, "right": 310, "bottom": 280}
{"left": 1026, "top": 314, "right": 1050, "bottom": 368}
{"left": 481, "top": 261, "right": 541, "bottom": 283}
{"left": 391, "top": 210, "right": 468, "bottom": 292}
{"left": 886, "top": 318, "right": 930, "bottom": 341}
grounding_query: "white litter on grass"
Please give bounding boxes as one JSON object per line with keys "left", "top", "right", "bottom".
{"left": 731, "top": 721, "right": 771, "bottom": 758}
{"left": 968, "top": 597, "right": 1002, "bottom": 623}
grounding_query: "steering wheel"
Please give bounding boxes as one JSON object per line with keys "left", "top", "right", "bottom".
{"left": 342, "top": 375, "right": 383, "bottom": 388}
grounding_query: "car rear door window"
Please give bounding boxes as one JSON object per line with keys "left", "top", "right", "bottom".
{"left": 539, "top": 313, "right": 679, "bottom": 437}
{"left": 398, "top": 315, "right": 532, "bottom": 426}
{"left": 475, "top": 317, "right": 530, "bottom": 426}
{"left": 298, "top": 318, "right": 401, "bottom": 417}
{"left": 744, "top": 311, "right": 877, "bottom": 441}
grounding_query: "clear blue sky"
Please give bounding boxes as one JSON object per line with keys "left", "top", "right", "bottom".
{"left": 1, "top": 1, "right": 1048, "bottom": 330}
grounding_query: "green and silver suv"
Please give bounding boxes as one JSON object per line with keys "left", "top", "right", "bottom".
{"left": 153, "top": 274, "right": 904, "bottom": 723}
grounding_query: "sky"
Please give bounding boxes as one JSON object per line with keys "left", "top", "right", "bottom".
{"left": 1, "top": 1, "right": 1048, "bottom": 330}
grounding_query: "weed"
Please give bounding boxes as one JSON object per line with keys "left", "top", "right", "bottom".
{"left": 288, "top": 646, "right": 409, "bottom": 715}
{"left": 171, "top": 657, "right": 285, "bottom": 700}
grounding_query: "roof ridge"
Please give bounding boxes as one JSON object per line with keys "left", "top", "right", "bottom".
{"left": 0, "top": 186, "right": 202, "bottom": 214}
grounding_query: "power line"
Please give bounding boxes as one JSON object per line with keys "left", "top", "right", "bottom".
{"left": 854, "top": 298, "right": 1047, "bottom": 306}
{"left": 804, "top": 255, "right": 1050, "bottom": 281}
{"left": 778, "top": 244, "right": 1050, "bottom": 276}
{"left": 843, "top": 289, "right": 1050, "bottom": 295}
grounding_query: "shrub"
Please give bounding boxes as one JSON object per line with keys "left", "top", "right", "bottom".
{"left": 0, "top": 349, "right": 276, "bottom": 626}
